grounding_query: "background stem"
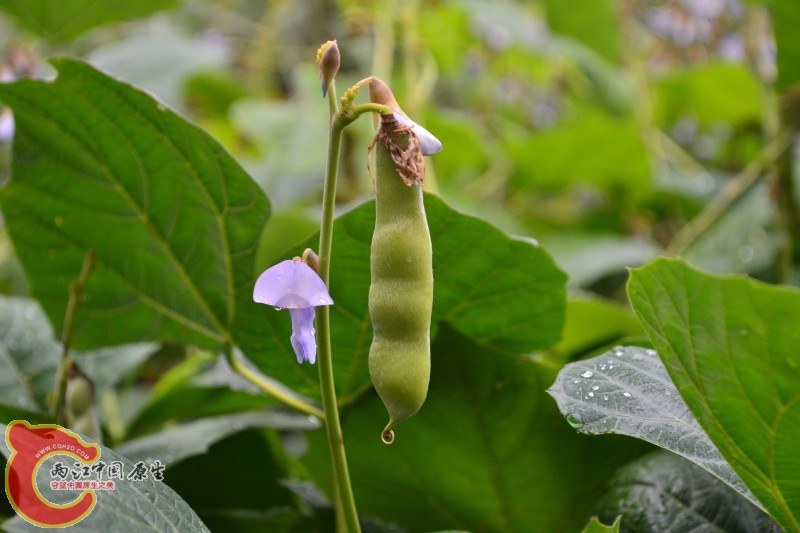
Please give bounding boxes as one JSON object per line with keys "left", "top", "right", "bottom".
{"left": 52, "top": 249, "right": 95, "bottom": 425}
{"left": 664, "top": 129, "right": 795, "bottom": 257}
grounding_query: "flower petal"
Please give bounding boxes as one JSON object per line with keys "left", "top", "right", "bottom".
{"left": 393, "top": 111, "right": 443, "bottom": 156}
{"left": 289, "top": 307, "right": 317, "bottom": 364}
{"left": 253, "top": 259, "right": 334, "bottom": 308}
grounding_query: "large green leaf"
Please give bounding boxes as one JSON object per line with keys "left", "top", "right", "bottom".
{"left": 162, "top": 429, "right": 297, "bottom": 533}
{"left": 302, "top": 326, "right": 646, "bottom": 532}
{"left": 234, "top": 194, "right": 566, "bottom": 402}
{"left": 0, "top": 424, "right": 209, "bottom": 532}
{"left": 597, "top": 451, "right": 780, "bottom": 533}
{"left": 548, "top": 345, "right": 759, "bottom": 508}
{"left": 0, "top": 59, "right": 270, "bottom": 351}
{"left": 0, "top": 0, "right": 178, "bottom": 42}
{"left": 628, "top": 258, "right": 800, "bottom": 531}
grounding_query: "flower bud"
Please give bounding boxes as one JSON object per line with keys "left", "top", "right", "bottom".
{"left": 317, "top": 40, "right": 340, "bottom": 98}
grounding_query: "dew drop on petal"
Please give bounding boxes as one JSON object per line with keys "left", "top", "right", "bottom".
{"left": 623, "top": 392, "right": 632, "bottom": 398}
{"left": 588, "top": 392, "right": 594, "bottom": 398}
{"left": 591, "top": 385, "right": 599, "bottom": 391}
{"left": 580, "top": 370, "right": 593, "bottom": 378}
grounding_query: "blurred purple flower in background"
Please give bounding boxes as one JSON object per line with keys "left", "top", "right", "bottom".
{"left": 0, "top": 108, "right": 13, "bottom": 144}
{"left": 253, "top": 259, "right": 333, "bottom": 364}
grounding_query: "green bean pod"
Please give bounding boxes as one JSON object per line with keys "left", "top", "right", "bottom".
{"left": 369, "top": 116, "right": 433, "bottom": 443}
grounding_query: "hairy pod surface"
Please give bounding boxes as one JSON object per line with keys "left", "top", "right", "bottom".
{"left": 369, "top": 116, "right": 433, "bottom": 440}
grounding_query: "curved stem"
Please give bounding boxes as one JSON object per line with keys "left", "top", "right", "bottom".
{"left": 664, "top": 128, "right": 795, "bottom": 257}
{"left": 224, "top": 347, "right": 324, "bottom": 419}
{"left": 317, "top": 119, "right": 361, "bottom": 533}
{"left": 339, "top": 103, "right": 391, "bottom": 126}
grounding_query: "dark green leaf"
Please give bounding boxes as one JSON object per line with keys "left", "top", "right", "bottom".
{"left": 0, "top": 404, "right": 51, "bottom": 425}
{"left": 628, "top": 258, "right": 800, "bottom": 531}
{"left": 597, "top": 451, "right": 780, "bottom": 533}
{"left": 234, "top": 194, "right": 566, "bottom": 401}
{"left": 303, "top": 326, "right": 646, "bottom": 532}
{"left": 548, "top": 345, "right": 759, "bottom": 508}
{"left": 0, "top": 424, "right": 210, "bottom": 532}
{"left": 164, "top": 429, "right": 295, "bottom": 531}
{"left": 0, "top": 59, "right": 270, "bottom": 351}
{"left": 0, "top": 0, "right": 178, "bottom": 42}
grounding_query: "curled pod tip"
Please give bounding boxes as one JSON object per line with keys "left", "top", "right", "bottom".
{"left": 381, "top": 428, "right": 396, "bottom": 445}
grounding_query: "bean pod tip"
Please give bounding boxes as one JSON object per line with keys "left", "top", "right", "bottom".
{"left": 381, "top": 428, "right": 396, "bottom": 445}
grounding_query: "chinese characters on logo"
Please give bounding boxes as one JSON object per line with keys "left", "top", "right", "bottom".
{"left": 47, "top": 459, "right": 166, "bottom": 491}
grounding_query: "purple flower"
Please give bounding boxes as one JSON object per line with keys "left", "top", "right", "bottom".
{"left": 0, "top": 108, "right": 13, "bottom": 144}
{"left": 253, "top": 259, "right": 334, "bottom": 364}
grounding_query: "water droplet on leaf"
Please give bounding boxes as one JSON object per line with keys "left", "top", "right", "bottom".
{"left": 566, "top": 414, "right": 584, "bottom": 429}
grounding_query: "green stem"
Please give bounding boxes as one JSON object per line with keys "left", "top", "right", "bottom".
{"left": 328, "top": 80, "right": 339, "bottom": 117}
{"left": 317, "top": 117, "right": 361, "bottom": 533}
{"left": 340, "top": 103, "right": 391, "bottom": 125}
{"left": 664, "top": 128, "right": 795, "bottom": 257}
{"left": 53, "top": 249, "right": 95, "bottom": 425}
{"left": 224, "top": 347, "right": 324, "bottom": 419}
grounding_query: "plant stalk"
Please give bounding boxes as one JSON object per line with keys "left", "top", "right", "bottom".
{"left": 664, "top": 129, "right": 795, "bottom": 257}
{"left": 53, "top": 249, "right": 96, "bottom": 425}
{"left": 316, "top": 106, "right": 360, "bottom": 532}
{"left": 224, "top": 347, "right": 324, "bottom": 419}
